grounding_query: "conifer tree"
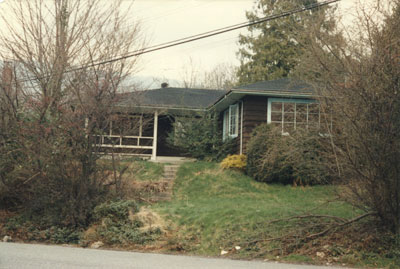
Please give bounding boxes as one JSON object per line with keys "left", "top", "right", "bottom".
{"left": 237, "top": 0, "right": 331, "bottom": 84}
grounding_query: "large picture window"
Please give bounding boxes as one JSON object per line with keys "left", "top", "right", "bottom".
{"left": 268, "top": 98, "right": 329, "bottom": 134}
{"left": 223, "top": 104, "right": 239, "bottom": 140}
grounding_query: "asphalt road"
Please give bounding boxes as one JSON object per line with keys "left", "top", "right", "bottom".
{"left": 0, "top": 242, "right": 345, "bottom": 269}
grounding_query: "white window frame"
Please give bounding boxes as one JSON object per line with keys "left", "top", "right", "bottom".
{"left": 223, "top": 103, "right": 239, "bottom": 140}
{"left": 267, "top": 98, "right": 319, "bottom": 135}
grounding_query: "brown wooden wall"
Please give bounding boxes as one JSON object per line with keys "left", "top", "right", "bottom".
{"left": 242, "top": 96, "right": 268, "bottom": 154}
{"left": 218, "top": 96, "right": 268, "bottom": 155}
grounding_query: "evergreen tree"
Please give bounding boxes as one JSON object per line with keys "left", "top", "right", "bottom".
{"left": 237, "top": 0, "right": 331, "bottom": 84}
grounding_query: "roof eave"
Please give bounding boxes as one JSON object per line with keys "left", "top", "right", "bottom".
{"left": 209, "top": 90, "right": 316, "bottom": 113}
{"left": 114, "top": 104, "right": 207, "bottom": 114}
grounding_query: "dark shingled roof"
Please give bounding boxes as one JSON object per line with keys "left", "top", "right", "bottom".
{"left": 234, "top": 78, "right": 314, "bottom": 94}
{"left": 117, "top": 87, "right": 228, "bottom": 110}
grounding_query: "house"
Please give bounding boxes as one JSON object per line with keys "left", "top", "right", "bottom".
{"left": 99, "top": 78, "right": 318, "bottom": 160}
{"left": 213, "top": 78, "right": 318, "bottom": 155}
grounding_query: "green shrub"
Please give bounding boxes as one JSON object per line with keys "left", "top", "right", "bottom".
{"left": 167, "top": 112, "right": 235, "bottom": 161}
{"left": 91, "top": 199, "right": 160, "bottom": 245}
{"left": 4, "top": 216, "right": 81, "bottom": 244}
{"left": 246, "top": 123, "right": 330, "bottom": 185}
{"left": 96, "top": 221, "right": 160, "bottom": 245}
{"left": 47, "top": 227, "right": 81, "bottom": 244}
{"left": 93, "top": 200, "right": 138, "bottom": 222}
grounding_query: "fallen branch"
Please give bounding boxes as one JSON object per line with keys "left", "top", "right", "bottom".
{"left": 241, "top": 212, "right": 377, "bottom": 246}
{"left": 23, "top": 172, "right": 40, "bottom": 185}
{"left": 306, "top": 211, "right": 377, "bottom": 239}
{"left": 138, "top": 197, "right": 153, "bottom": 204}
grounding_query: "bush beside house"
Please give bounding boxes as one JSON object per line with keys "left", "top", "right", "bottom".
{"left": 167, "top": 113, "right": 235, "bottom": 161}
{"left": 246, "top": 123, "right": 330, "bottom": 185}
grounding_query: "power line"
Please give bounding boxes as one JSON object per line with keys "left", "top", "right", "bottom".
{"left": 16, "top": 0, "right": 340, "bottom": 83}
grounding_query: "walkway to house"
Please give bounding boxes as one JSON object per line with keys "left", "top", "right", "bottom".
{"left": 149, "top": 157, "right": 194, "bottom": 201}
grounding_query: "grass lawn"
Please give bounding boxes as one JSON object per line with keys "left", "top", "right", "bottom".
{"left": 122, "top": 159, "right": 164, "bottom": 182}
{"left": 151, "top": 161, "right": 399, "bottom": 267}
{"left": 98, "top": 157, "right": 164, "bottom": 182}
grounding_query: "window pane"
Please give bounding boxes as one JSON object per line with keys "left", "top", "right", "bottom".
{"left": 229, "top": 104, "right": 238, "bottom": 136}
{"left": 284, "top": 112, "right": 294, "bottom": 123}
{"left": 284, "top": 103, "right": 295, "bottom": 112}
{"left": 223, "top": 110, "right": 229, "bottom": 140}
{"left": 271, "top": 102, "right": 282, "bottom": 112}
{"left": 308, "top": 103, "right": 320, "bottom": 113}
{"left": 270, "top": 122, "right": 282, "bottom": 131}
{"left": 296, "top": 112, "right": 307, "bottom": 123}
{"left": 225, "top": 111, "right": 229, "bottom": 131}
{"left": 271, "top": 111, "right": 282, "bottom": 122}
{"left": 308, "top": 113, "right": 319, "bottom": 124}
{"left": 308, "top": 123, "right": 319, "bottom": 132}
{"left": 283, "top": 122, "right": 295, "bottom": 133}
{"left": 296, "top": 122, "right": 307, "bottom": 130}
{"left": 296, "top": 103, "right": 307, "bottom": 113}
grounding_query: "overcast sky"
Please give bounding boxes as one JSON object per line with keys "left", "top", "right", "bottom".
{"left": 131, "top": 0, "right": 365, "bottom": 86}
{"left": 0, "top": 0, "right": 373, "bottom": 87}
{"left": 131, "top": 0, "right": 253, "bottom": 86}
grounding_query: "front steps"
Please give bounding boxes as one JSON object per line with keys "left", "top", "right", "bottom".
{"left": 155, "top": 164, "right": 180, "bottom": 201}
{"left": 139, "top": 157, "right": 194, "bottom": 202}
{"left": 149, "top": 156, "right": 196, "bottom": 164}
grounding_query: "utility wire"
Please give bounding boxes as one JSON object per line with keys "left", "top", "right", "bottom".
{"left": 16, "top": 0, "right": 340, "bottom": 83}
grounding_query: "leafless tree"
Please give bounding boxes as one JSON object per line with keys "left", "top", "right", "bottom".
{"left": 0, "top": 0, "right": 145, "bottom": 227}
{"left": 296, "top": 0, "right": 400, "bottom": 233}
{"left": 180, "top": 60, "right": 238, "bottom": 90}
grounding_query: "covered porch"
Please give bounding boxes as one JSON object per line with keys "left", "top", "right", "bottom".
{"left": 96, "top": 110, "right": 189, "bottom": 160}
{"left": 97, "top": 86, "right": 228, "bottom": 160}
{"left": 96, "top": 111, "right": 157, "bottom": 160}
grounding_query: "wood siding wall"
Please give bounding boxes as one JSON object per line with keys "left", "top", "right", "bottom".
{"left": 242, "top": 96, "right": 268, "bottom": 154}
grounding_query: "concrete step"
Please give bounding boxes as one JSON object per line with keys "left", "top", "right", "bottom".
{"left": 163, "top": 169, "right": 177, "bottom": 173}
{"left": 150, "top": 156, "right": 196, "bottom": 164}
{"left": 164, "top": 168, "right": 179, "bottom": 173}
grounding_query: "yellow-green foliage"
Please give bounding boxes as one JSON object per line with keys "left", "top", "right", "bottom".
{"left": 220, "top": 154, "right": 247, "bottom": 171}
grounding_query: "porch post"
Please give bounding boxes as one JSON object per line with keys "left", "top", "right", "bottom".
{"left": 240, "top": 101, "right": 244, "bottom": 155}
{"left": 151, "top": 110, "right": 158, "bottom": 161}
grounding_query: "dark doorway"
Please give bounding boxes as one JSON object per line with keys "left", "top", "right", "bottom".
{"left": 157, "top": 115, "right": 186, "bottom": 156}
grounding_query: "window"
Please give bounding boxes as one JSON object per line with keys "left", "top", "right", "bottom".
{"left": 268, "top": 98, "right": 328, "bottom": 134}
{"left": 223, "top": 104, "right": 239, "bottom": 140}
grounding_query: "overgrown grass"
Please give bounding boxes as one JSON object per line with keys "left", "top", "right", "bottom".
{"left": 98, "top": 158, "right": 164, "bottom": 182}
{"left": 122, "top": 159, "right": 164, "bottom": 182}
{"left": 152, "top": 162, "right": 399, "bottom": 267}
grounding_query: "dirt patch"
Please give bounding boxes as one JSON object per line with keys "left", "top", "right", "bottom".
{"left": 131, "top": 181, "right": 169, "bottom": 193}
{"left": 122, "top": 179, "right": 172, "bottom": 202}
{"left": 83, "top": 225, "right": 100, "bottom": 242}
